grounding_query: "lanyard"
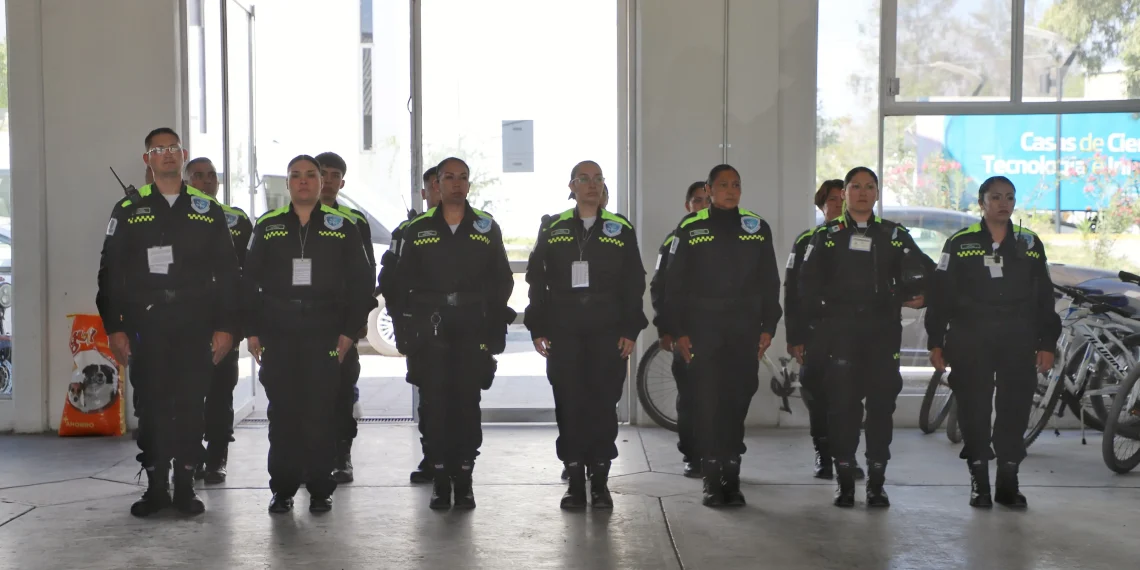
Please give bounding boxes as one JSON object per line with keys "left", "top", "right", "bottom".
{"left": 575, "top": 219, "right": 595, "bottom": 261}
{"left": 298, "top": 221, "right": 311, "bottom": 259}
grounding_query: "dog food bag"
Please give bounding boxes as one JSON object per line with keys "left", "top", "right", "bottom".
{"left": 59, "top": 314, "right": 126, "bottom": 436}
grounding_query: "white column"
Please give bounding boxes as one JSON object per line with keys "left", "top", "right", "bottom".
{"left": 7, "top": 0, "right": 183, "bottom": 432}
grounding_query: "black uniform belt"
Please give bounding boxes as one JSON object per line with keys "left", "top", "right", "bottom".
{"left": 691, "top": 296, "right": 761, "bottom": 311}
{"left": 957, "top": 303, "right": 1034, "bottom": 319}
{"left": 411, "top": 291, "right": 485, "bottom": 307}
{"left": 134, "top": 288, "right": 211, "bottom": 305}
{"left": 263, "top": 297, "right": 342, "bottom": 312}
{"left": 551, "top": 291, "right": 618, "bottom": 305}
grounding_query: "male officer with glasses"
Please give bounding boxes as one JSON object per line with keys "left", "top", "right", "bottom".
{"left": 97, "top": 127, "right": 240, "bottom": 517}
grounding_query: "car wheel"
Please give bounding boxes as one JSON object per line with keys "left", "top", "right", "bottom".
{"left": 366, "top": 297, "right": 402, "bottom": 357}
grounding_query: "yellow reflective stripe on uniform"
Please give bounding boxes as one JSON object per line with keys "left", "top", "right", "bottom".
{"left": 950, "top": 223, "right": 982, "bottom": 241}
{"left": 470, "top": 234, "right": 491, "bottom": 244}
{"left": 408, "top": 207, "right": 437, "bottom": 226}
{"left": 186, "top": 186, "right": 216, "bottom": 203}
{"left": 600, "top": 209, "right": 632, "bottom": 229}
{"left": 679, "top": 209, "right": 710, "bottom": 228}
{"left": 472, "top": 207, "right": 494, "bottom": 219}
{"left": 663, "top": 235, "right": 674, "bottom": 247}
{"left": 256, "top": 205, "right": 291, "bottom": 224}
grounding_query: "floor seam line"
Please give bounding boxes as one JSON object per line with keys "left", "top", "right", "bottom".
{"left": 636, "top": 427, "right": 654, "bottom": 474}
{"left": 0, "top": 505, "right": 34, "bottom": 529}
{"left": 658, "top": 497, "right": 684, "bottom": 570}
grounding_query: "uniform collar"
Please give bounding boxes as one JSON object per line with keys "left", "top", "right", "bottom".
{"left": 430, "top": 200, "right": 475, "bottom": 224}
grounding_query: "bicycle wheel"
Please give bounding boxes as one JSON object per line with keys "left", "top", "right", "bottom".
{"left": 635, "top": 343, "right": 679, "bottom": 432}
{"left": 1025, "top": 371, "right": 1063, "bottom": 449}
{"left": 919, "top": 369, "right": 953, "bottom": 434}
{"left": 946, "top": 396, "right": 962, "bottom": 444}
{"left": 1102, "top": 367, "right": 1140, "bottom": 473}
{"left": 1072, "top": 334, "right": 1140, "bottom": 432}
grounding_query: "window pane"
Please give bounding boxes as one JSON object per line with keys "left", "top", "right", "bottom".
{"left": 0, "top": 0, "right": 13, "bottom": 398}
{"left": 423, "top": 0, "right": 618, "bottom": 411}
{"left": 894, "top": 0, "right": 1012, "bottom": 102}
{"left": 1023, "top": 0, "right": 1138, "bottom": 101}
{"left": 884, "top": 113, "right": 1140, "bottom": 273}
{"left": 817, "top": 0, "right": 880, "bottom": 188}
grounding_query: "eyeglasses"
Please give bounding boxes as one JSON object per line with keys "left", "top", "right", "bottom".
{"left": 573, "top": 175, "right": 605, "bottom": 185}
{"left": 147, "top": 144, "right": 183, "bottom": 155}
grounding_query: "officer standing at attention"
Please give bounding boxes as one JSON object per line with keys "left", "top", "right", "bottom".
{"left": 379, "top": 166, "right": 442, "bottom": 484}
{"left": 184, "top": 157, "right": 252, "bottom": 485}
{"left": 784, "top": 179, "right": 865, "bottom": 480}
{"left": 97, "top": 127, "right": 240, "bottom": 517}
{"left": 389, "top": 157, "right": 514, "bottom": 510}
{"left": 664, "top": 164, "right": 782, "bottom": 508}
{"left": 526, "top": 161, "right": 647, "bottom": 510}
{"left": 925, "top": 175, "right": 1059, "bottom": 509}
{"left": 798, "top": 166, "right": 932, "bottom": 508}
{"left": 243, "top": 155, "right": 375, "bottom": 514}
{"left": 648, "top": 180, "right": 709, "bottom": 478}
{"left": 315, "top": 152, "right": 377, "bottom": 485}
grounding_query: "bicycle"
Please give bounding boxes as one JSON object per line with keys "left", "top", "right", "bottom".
{"left": 1101, "top": 270, "right": 1140, "bottom": 473}
{"left": 919, "top": 369, "right": 953, "bottom": 434}
{"left": 635, "top": 341, "right": 790, "bottom": 431}
{"left": 1102, "top": 365, "right": 1140, "bottom": 473}
{"left": 1025, "top": 281, "right": 1140, "bottom": 448}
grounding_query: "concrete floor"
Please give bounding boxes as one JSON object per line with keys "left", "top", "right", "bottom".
{"left": 0, "top": 426, "right": 1137, "bottom": 570}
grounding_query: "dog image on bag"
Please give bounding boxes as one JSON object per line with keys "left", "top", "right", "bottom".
{"left": 68, "top": 363, "right": 118, "bottom": 413}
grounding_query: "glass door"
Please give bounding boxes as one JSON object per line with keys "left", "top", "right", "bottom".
{"left": 420, "top": 0, "right": 619, "bottom": 422}
{"left": 222, "top": 0, "right": 257, "bottom": 420}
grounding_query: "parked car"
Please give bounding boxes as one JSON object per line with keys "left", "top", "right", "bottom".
{"left": 814, "top": 206, "right": 1136, "bottom": 366}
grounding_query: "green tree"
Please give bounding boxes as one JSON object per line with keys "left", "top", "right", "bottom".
{"left": 423, "top": 137, "right": 503, "bottom": 213}
{"left": 0, "top": 42, "right": 9, "bottom": 112}
{"left": 1040, "top": 0, "right": 1140, "bottom": 97}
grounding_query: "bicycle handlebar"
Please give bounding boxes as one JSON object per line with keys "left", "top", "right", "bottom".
{"left": 1054, "top": 284, "right": 1134, "bottom": 319}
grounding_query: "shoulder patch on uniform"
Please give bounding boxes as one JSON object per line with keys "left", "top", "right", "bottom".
{"left": 937, "top": 252, "right": 950, "bottom": 271}
{"left": 602, "top": 220, "right": 622, "bottom": 237}
{"left": 1020, "top": 231, "right": 1035, "bottom": 250}
{"left": 225, "top": 213, "right": 239, "bottom": 228}
{"left": 324, "top": 214, "right": 345, "bottom": 230}
{"left": 669, "top": 235, "right": 679, "bottom": 254}
{"left": 190, "top": 196, "right": 211, "bottom": 214}
{"left": 473, "top": 216, "right": 493, "bottom": 234}
{"left": 741, "top": 216, "right": 761, "bottom": 234}
{"left": 105, "top": 218, "right": 118, "bottom": 236}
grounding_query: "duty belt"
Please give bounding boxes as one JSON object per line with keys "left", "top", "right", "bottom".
{"left": 411, "top": 291, "right": 485, "bottom": 307}
{"left": 692, "top": 296, "right": 761, "bottom": 311}
{"left": 134, "top": 287, "right": 210, "bottom": 305}
{"left": 551, "top": 291, "right": 618, "bottom": 305}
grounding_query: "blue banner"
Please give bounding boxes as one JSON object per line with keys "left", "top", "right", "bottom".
{"left": 942, "top": 113, "right": 1140, "bottom": 211}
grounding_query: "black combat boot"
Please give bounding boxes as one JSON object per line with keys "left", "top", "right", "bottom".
{"left": 203, "top": 441, "right": 229, "bottom": 484}
{"left": 588, "top": 461, "right": 613, "bottom": 509}
{"left": 701, "top": 459, "right": 724, "bottom": 507}
{"left": 268, "top": 493, "right": 294, "bottom": 514}
{"left": 682, "top": 458, "right": 701, "bottom": 478}
{"left": 560, "top": 462, "right": 587, "bottom": 509}
{"left": 172, "top": 464, "right": 205, "bottom": 515}
{"left": 865, "top": 461, "right": 890, "bottom": 508}
{"left": 309, "top": 495, "right": 333, "bottom": 513}
{"left": 332, "top": 440, "right": 354, "bottom": 484}
{"left": 833, "top": 461, "right": 856, "bottom": 508}
{"left": 994, "top": 461, "right": 1027, "bottom": 508}
{"left": 969, "top": 460, "right": 993, "bottom": 508}
{"left": 452, "top": 460, "right": 476, "bottom": 510}
{"left": 722, "top": 456, "right": 746, "bottom": 507}
{"left": 130, "top": 466, "right": 172, "bottom": 517}
{"left": 429, "top": 463, "right": 451, "bottom": 510}
{"left": 813, "top": 438, "right": 834, "bottom": 480}
{"left": 410, "top": 457, "right": 434, "bottom": 484}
